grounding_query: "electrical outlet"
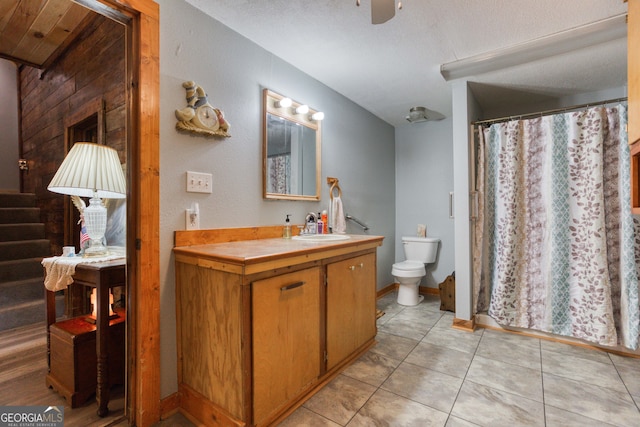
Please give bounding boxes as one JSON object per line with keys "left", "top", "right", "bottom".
{"left": 186, "top": 171, "right": 212, "bottom": 193}
{"left": 186, "top": 208, "right": 199, "bottom": 230}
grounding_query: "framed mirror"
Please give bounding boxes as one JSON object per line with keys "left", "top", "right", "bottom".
{"left": 263, "top": 89, "right": 322, "bottom": 200}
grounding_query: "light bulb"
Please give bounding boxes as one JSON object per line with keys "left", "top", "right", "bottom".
{"left": 90, "top": 288, "right": 116, "bottom": 317}
{"left": 276, "top": 97, "right": 292, "bottom": 108}
{"left": 311, "top": 112, "right": 325, "bottom": 121}
{"left": 295, "top": 104, "right": 309, "bottom": 114}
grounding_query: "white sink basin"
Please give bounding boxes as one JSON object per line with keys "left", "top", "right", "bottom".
{"left": 292, "top": 234, "right": 351, "bottom": 242}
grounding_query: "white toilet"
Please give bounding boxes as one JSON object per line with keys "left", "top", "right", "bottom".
{"left": 392, "top": 236, "right": 440, "bottom": 306}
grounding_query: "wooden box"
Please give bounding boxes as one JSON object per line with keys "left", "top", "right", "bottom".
{"left": 46, "top": 310, "right": 125, "bottom": 407}
{"left": 438, "top": 274, "right": 456, "bottom": 312}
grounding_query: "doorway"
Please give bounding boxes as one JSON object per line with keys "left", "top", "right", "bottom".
{"left": 79, "top": 2, "right": 161, "bottom": 424}
{"left": 3, "top": 0, "right": 160, "bottom": 425}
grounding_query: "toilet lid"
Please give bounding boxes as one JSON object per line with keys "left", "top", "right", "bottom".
{"left": 392, "top": 260, "right": 424, "bottom": 271}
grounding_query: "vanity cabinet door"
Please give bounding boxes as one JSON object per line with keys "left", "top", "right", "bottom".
{"left": 252, "top": 267, "right": 321, "bottom": 425}
{"left": 326, "top": 253, "right": 377, "bottom": 370}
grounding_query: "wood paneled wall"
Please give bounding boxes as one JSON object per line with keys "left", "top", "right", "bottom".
{"left": 20, "top": 15, "right": 126, "bottom": 255}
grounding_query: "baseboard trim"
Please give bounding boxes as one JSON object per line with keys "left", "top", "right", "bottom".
{"left": 159, "top": 392, "right": 180, "bottom": 420}
{"left": 376, "top": 283, "right": 396, "bottom": 298}
{"left": 452, "top": 316, "right": 476, "bottom": 332}
{"left": 476, "top": 313, "right": 640, "bottom": 358}
{"left": 377, "top": 283, "right": 440, "bottom": 298}
{"left": 420, "top": 286, "right": 439, "bottom": 295}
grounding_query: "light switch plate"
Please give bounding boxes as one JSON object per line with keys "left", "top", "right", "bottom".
{"left": 186, "top": 171, "right": 212, "bottom": 193}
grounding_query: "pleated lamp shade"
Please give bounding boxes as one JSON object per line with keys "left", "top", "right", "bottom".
{"left": 48, "top": 142, "right": 126, "bottom": 199}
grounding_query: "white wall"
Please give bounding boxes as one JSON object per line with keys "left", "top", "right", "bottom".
{"left": 481, "top": 86, "right": 627, "bottom": 120}
{"left": 451, "top": 80, "right": 477, "bottom": 320}
{"left": 158, "top": 0, "right": 395, "bottom": 397}
{"left": 395, "top": 118, "right": 455, "bottom": 287}
{"left": 0, "top": 60, "right": 20, "bottom": 191}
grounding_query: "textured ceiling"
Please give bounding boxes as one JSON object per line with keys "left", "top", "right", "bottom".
{"left": 185, "top": 0, "right": 628, "bottom": 127}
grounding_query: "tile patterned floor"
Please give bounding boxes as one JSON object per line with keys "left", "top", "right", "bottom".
{"left": 278, "top": 293, "right": 640, "bottom": 427}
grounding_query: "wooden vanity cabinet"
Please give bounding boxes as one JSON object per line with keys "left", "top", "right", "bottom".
{"left": 174, "top": 232, "right": 383, "bottom": 427}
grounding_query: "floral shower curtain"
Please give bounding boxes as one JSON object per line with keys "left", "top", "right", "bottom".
{"left": 267, "top": 155, "right": 290, "bottom": 194}
{"left": 473, "top": 104, "right": 640, "bottom": 350}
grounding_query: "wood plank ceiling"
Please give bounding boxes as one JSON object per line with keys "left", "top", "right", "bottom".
{"left": 0, "top": 0, "right": 95, "bottom": 69}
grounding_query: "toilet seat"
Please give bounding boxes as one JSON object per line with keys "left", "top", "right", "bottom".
{"left": 391, "top": 260, "right": 426, "bottom": 278}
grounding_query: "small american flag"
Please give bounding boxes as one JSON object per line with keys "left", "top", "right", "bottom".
{"left": 80, "top": 222, "right": 90, "bottom": 247}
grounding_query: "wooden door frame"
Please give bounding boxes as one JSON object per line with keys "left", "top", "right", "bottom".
{"left": 80, "top": 1, "right": 160, "bottom": 425}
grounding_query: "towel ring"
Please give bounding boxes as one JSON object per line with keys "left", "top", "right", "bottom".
{"left": 327, "top": 177, "right": 342, "bottom": 200}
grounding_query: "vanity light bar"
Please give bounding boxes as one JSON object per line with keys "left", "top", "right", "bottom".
{"left": 268, "top": 90, "right": 323, "bottom": 123}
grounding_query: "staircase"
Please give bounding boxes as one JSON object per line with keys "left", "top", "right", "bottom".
{"left": 0, "top": 192, "right": 61, "bottom": 332}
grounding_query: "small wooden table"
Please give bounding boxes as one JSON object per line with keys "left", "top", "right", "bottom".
{"left": 45, "top": 258, "right": 126, "bottom": 417}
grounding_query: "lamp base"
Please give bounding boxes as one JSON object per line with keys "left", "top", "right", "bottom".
{"left": 83, "top": 196, "right": 108, "bottom": 257}
{"left": 83, "top": 238, "right": 108, "bottom": 257}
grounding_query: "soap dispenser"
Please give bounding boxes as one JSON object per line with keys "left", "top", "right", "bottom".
{"left": 283, "top": 214, "right": 292, "bottom": 239}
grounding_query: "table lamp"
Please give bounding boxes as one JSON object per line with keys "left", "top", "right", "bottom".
{"left": 48, "top": 142, "right": 126, "bottom": 257}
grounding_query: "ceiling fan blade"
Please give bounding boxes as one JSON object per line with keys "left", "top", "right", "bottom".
{"left": 371, "top": 0, "right": 395, "bottom": 24}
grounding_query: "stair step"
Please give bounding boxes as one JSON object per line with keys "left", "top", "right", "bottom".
{"left": 0, "top": 223, "right": 45, "bottom": 242}
{"left": 0, "top": 207, "right": 41, "bottom": 224}
{"left": 0, "top": 258, "right": 45, "bottom": 282}
{"left": 0, "top": 193, "right": 36, "bottom": 208}
{"left": 0, "top": 278, "right": 45, "bottom": 307}
{"left": 0, "top": 193, "right": 55, "bottom": 332}
{"left": 0, "top": 294, "right": 65, "bottom": 332}
{"left": 0, "top": 240, "right": 50, "bottom": 262}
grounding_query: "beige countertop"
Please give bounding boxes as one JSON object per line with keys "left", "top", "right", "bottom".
{"left": 173, "top": 234, "right": 384, "bottom": 269}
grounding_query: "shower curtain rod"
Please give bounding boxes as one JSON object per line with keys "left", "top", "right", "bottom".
{"left": 472, "top": 97, "right": 627, "bottom": 127}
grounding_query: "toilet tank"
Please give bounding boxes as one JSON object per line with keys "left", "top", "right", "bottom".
{"left": 402, "top": 236, "right": 440, "bottom": 263}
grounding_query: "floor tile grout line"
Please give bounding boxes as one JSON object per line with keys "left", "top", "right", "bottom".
{"left": 298, "top": 294, "right": 640, "bottom": 426}
{"left": 380, "top": 300, "right": 493, "bottom": 425}
{"left": 441, "top": 326, "right": 485, "bottom": 426}
{"left": 343, "top": 300, "right": 420, "bottom": 427}
{"left": 337, "top": 297, "right": 451, "bottom": 424}
{"left": 538, "top": 335, "right": 548, "bottom": 426}
{"left": 302, "top": 296, "right": 419, "bottom": 426}
{"left": 381, "top": 298, "right": 639, "bottom": 425}
{"left": 353, "top": 308, "right": 450, "bottom": 424}
{"left": 607, "top": 352, "right": 640, "bottom": 413}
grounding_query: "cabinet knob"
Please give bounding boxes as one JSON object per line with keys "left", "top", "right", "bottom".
{"left": 348, "top": 263, "right": 364, "bottom": 271}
